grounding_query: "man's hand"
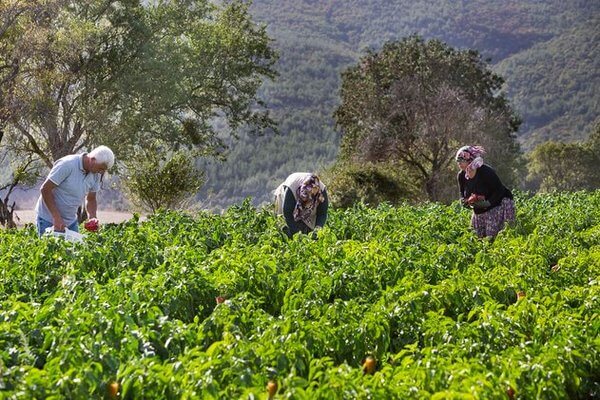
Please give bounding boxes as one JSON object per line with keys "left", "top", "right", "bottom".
{"left": 53, "top": 217, "right": 66, "bottom": 232}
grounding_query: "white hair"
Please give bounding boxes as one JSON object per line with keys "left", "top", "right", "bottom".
{"left": 89, "top": 145, "right": 115, "bottom": 169}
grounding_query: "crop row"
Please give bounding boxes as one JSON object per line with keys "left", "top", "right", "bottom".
{"left": 0, "top": 192, "right": 598, "bottom": 398}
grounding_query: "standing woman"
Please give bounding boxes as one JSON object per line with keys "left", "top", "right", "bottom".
{"left": 456, "top": 145, "right": 515, "bottom": 238}
{"left": 274, "top": 172, "right": 329, "bottom": 238}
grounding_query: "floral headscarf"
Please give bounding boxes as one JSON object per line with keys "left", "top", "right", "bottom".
{"left": 293, "top": 174, "right": 325, "bottom": 225}
{"left": 455, "top": 145, "right": 486, "bottom": 179}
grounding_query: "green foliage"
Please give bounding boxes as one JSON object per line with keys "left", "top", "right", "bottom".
{"left": 121, "top": 142, "right": 204, "bottom": 213}
{"left": 496, "top": 18, "right": 600, "bottom": 149}
{"left": 527, "top": 123, "right": 600, "bottom": 192}
{"left": 0, "top": 0, "right": 276, "bottom": 168}
{"left": 320, "top": 161, "right": 420, "bottom": 208}
{"left": 197, "top": 126, "right": 341, "bottom": 210}
{"left": 0, "top": 151, "right": 42, "bottom": 228}
{"left": 333, "top": 36, "right": 521, "bottom": 203}
{"left": 0, "top": 191, "right": 599, "bottom": 398}
{"left": 2, "top": 0, "right": 598, "bottom": 212}
{"left": 195, "top": 0, "right": 597, "bottom": 208}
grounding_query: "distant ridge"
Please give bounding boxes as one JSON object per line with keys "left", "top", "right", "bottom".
{"left": 195, "top": 0, "right": 599, "bottom": 208}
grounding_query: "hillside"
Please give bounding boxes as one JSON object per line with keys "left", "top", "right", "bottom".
{"left": 196, "top": 0, "right": 599, "bottom": 209}
{"left": 2, "top": 1, "right": 598, "bottom": 211}
{"left": 496, "top": 17, "right": 600, "bottom": 148}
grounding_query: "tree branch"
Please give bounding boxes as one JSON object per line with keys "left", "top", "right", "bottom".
{"left": 15, "top": 121, "right": 52, "bottom": 167}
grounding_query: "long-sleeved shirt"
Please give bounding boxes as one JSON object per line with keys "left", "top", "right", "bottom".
{"left": 282, "top": 187, "right": 329, "bottom": 235}
{"left": 457, "top": 164, "right": 512, "bottom": 214}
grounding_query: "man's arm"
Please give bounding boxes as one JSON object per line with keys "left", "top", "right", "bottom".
{"left": 40, "top": 179, "right": 66, "bottom": 231}
{"left": 86, "top": 192, "right": 97, "bottom": 219}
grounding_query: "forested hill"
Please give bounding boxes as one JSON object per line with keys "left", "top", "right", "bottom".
{"left": 197, "top": 0, "right": 599, "bottom": 209}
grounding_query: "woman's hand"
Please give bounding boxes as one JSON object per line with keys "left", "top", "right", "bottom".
{"left": 472, "top": 200, "right": 491, "bottom": 209}
{"left": 466, "top": 194, "right": 485, "bottom": 205}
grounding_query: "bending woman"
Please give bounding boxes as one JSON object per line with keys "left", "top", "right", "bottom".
{"left": 274, "top": 173, "right": 329, "bottom": 238}
{"left": 455, "top": 145, "right": 515, "bottom": 238}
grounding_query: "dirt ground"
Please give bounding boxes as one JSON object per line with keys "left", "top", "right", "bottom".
{"left": 14, "top": 209, "right": 138, "bottom": 227}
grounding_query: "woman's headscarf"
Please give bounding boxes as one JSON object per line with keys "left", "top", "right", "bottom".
{"left": 293, "top": 174, "right": 325, "bottom": 225}
{"left": 455, "top": 145, "right": 486, "bottom": 179}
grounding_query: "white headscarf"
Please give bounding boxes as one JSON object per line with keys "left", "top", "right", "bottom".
{"left": 456, "top": 145, "right": 486, "bottom": 179}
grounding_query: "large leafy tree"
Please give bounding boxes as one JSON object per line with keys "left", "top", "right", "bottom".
{"left": 334, "top": 36, "right": 522, "bottom": 203}
{"left": 0, "top": 1, "right": 56, "bottom": 226}
{"left": 0, "top": 0, "right": 277, "bottom": 169}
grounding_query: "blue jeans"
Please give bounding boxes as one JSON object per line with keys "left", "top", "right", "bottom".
{"left": 36, "top": 217, "right": 79, "bottom": 237}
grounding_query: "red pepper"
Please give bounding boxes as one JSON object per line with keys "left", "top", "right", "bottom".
{"left": 84, "top": 219, "right": 99, "bottom": 232}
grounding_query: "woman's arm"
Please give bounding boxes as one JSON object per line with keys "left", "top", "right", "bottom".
{"left": 315, "top": 190, "right": 329, "bottom": 228}
{"left": 457, "top": 173, "right": 469, "bottom": 207}
{"left": 282, "top": 187, "right": 301, "bottom": 235}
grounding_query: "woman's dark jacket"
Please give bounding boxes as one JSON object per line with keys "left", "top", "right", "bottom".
{"left": 282, "top": 187, "right": 328, "bottom": 234}
{"left": 457, "top": 164, "right": 512, "bottom": 215}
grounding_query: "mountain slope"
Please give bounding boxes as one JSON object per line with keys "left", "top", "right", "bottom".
{"left": 196, "top": 1, "right": 599, "bottom": 207}
{"left": 496, "top": 17, "right": 600, "bottom": 148}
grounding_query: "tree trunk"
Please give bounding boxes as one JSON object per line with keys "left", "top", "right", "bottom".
{"left": 424, "top": 177, "right": 436, "bottom": 202}
{"left": 0, "top": 199, "right": 18, "bottom": 229}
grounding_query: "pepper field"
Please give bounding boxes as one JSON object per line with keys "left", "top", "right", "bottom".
{"left": 0, "top": 192, "right": 598, "bottom": 399}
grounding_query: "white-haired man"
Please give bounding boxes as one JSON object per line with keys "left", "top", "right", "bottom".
{"left": 35, "top": 145, "right": 115, "bottom": 236}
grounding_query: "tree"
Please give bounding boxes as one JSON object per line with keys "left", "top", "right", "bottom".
{"left": 0, "top": 0, "right": 277, "bottom": 170}
{"left": 0, "top": 1, "right": 63, "bottom": 227}
{"left": 0, "top": 152, "right": 40, "bottom": 228}
{"left": 121, "top": 141, "right": 204, "bottom": 213}
{"left": 1, "top": 0, "right": 48, "bottom": 133}
{"left": 334, "top": 36, "right": 522, "bottom": 203}
{"left": 527, "top": 123, "right": 600, "bottom": 192}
